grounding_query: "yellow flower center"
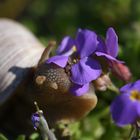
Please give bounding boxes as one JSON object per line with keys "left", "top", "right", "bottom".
{"left": 72, "top": 46, "right": 77, "bottom": 52}
{"left": 73, "top": 59, "right": 77, "bottom": 63}
{"left": 130, "top": 90, "right": 140, "bottom": 101}
{"left": 71, "top": 46, "right": 81, "bottom": 64}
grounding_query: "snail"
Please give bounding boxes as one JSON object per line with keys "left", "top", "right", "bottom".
{"left": 0, "top": 19, "right": 97, "bottom": 135}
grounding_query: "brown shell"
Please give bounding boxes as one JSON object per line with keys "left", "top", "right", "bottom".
{"left": 0, "top": 19, "right": 44, "bottom": 105}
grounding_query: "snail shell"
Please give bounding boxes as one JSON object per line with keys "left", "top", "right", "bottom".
{"left": 0, "top": 18, "right": 97, "bottom": 134}
{"left": 0, "top": 18, "right": 44, "bottom": 105}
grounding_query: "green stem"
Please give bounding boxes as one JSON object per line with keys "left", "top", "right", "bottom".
{"left": 34, "top": 102, "right": 57, "bottom": 140}
{"left": 129, "top": 125, "right": 135, "bottom": 139}
{"left": 39, "top": 116, "right": 57, "bottom": 140}
{"left": 94, "top": 107, "right": 110, "bottom": 119}
{"left": 107, "top": 82, "right": 119, "bottom": 94}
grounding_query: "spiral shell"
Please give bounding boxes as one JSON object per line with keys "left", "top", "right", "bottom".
{"left": 0, "top": 19, "right": 44, "bottom": 105}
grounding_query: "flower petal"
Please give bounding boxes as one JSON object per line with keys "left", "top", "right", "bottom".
{"left": 76, "top": 29, "right": 98, "bottom": 58}
{"left": 120, "top": 80, "right": 140, "bottom": 93}
{"left": 96, "top": 36, "right": 106, "bottom": 53}
{"left": 31, "top": 113, "right": 40, "bottom": 129}
{"left": 95, "top": 51, "right": 119, "bottom": 62}
{"left": 71, "top": 57, "right": 102, "bottom": 85}
{"left": 70, "top": 83, "right": 89, "bottom": 96}
{"left": 110, "top": 93, "right": 139, "bottom": 126}
{"left": 105, "top": 27, "right": 118, "bottom": 57}
{"left": 46, "top": 55, "right": 68, "bottom": 68}
{"left": 56, "top": 36, "right": 75, "bottom": 55}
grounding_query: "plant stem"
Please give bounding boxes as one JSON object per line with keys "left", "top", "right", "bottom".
{"left": 34, "top": 102, "right": 57, "bottom": 140}
{"left": 107, "top": 82, "right": 119, "bottom": 94}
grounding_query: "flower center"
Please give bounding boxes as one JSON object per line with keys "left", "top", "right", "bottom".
{"left": 130, "top": 90, "right": 140, "bottom": 101}
{"left": 73, "top": 58, "right": 79, "bottom": 64}
{"left": 72, "top": 46, "right": 77, "bottom": 52}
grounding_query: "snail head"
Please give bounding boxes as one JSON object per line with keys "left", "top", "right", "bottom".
{"left": 34, "top": 41, "right": 71, "bottom": 94}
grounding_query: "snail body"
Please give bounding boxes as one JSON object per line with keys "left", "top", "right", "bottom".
{"left": 0, "top": 19, "right": 97, "bottom": 134}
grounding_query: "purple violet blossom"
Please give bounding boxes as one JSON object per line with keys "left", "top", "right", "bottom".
{"left": 46, "top": 29, "right": 102, "bottom": 96}
{"left": 110, "top": 80, "right": 140, "bottom": 127}
{"left": 31, "top": 113, "right": 40, "bottom": 130}
{"left": 95, "top": 27, "right": 120, "bottom": 62}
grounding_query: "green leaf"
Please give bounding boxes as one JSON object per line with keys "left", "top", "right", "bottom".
{"left": 29, "top": 132, "right": 39, "bottom": 140}
{"left": 16, "top": 135, "right": 26, "bottom": 140}
{"left": 0, "top": 133, "right": 8, "bottom": 140}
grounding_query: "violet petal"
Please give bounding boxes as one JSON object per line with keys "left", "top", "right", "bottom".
{"left": 70, "top": 83, "right": 89, "bottom": 96}
{"left": 97, "top": 36, "right": 106, "bottom": 53}
{"left": 95, "top": 51, "right": 121, "bottom": 62}
{"left": 71, "top": 57, "right": 102, "bottom": 85}
{"left": 105, "top": 27, "right": 118, "bottom": 57}
{"left": 46, "top": 55, "right": 68, "bottom": 68}
{"left": 31, "top": 113, "right": 40, "bottom": 129}
{"left": 120, "top": 80, "right": 140, "bottom": 93}
{"left": 76, "top": 29, "right": 98, "bottom": 58}
{"left": 110, "top": 93, "right": 139, "bottom": 126}
{"left": 56, "top": 36, "right": 75, "bottom": 55}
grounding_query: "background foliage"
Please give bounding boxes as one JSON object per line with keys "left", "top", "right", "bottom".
{"left": 1, "top": 0, "right": 140, "bottom": 139}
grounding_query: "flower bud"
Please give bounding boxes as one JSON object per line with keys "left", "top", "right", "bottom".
{"left": 110, "top": 61, "right": 132, "bottom": 82}
{"left": 31, "top": 113, "right": 40, "bottom": 130}
{"left": 93, "top": 74, "right": 112, "bottom": 91}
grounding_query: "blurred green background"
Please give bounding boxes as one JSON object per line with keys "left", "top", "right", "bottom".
{"left": 0, "top": 0, "right": 140, "bottom": 139}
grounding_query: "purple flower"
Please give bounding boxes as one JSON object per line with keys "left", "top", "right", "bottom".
{"left": 31, "top": 113, "right": 40, "bottom": 129}
{"left": 95, "top": 27, "right": 119, "bottom": 62}
{"left": 56, "top": 36, "right": 75, "bottom": 55}
{"left": 110, "top": 80, "right": 140, "bottom": 126}
{"left": 70, "top": 83, "right": 89, "bottom": 96}
{"left": 46, "top": 29, "right": 102, "bottom": 96}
